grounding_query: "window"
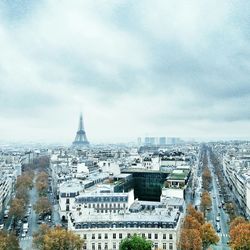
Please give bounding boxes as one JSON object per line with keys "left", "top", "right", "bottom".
{"left": 104, "top": 243, "right": 108, "bottom": 250}
{"left": 66, "top": 205, "right": 69, "bottom": 211}
{"left": 142, "top": 233, "right": 145, "bottom": 238}
{"left": 155, "top": 233, "right": 158, "bottom": 239}
{"left": 104, "top": 233, "right": 108, "bottom": 239}
{"left": 83, "top": 243, "right": 87, "bottom": 250}
{"left": 148, "top": 233, "right": 151, "bottom": 239}
{"left": 92, "top": 243, "right": 95, "bottom": 250}
{"left": 98, "top": 243, "right": 101, "bottom": 250}
{"left": 83, "top": 234, "right": 87, "bottom": 239}
{"left": 92, "top": 234, "right": 95, "bottom": 239}
{"left": 119, "top": 233, "right": 122, "bottom": 239}
{"left": 113, "top": 233, "right": 116, "bottom": 239}
{"left": 163, "top": 233, "right": 166, "bottom": 239}
{"left": 154, "top": 243, "right": 158, "bottom": 249}
{"left": 98, "top": 234, "right": 101, "bottom": 239}
{"left": 113, "top": 243, "right": 116, "bottom": 249}
{"left": 163, "top": 243, "right": 167, "bottom": 250}
{"left": 127, "top": 233, "right": 131, "bottom": 238}
{"left": 169, "top": 234, "right": 173, "bottom": 240}
{"left": 169, "top": 243, "right": 173, "bottom": 250}
{"left": 66, "top": 198, "right": 70, "bottom": 204}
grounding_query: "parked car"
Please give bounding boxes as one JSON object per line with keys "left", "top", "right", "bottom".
{"left": 4, "top": 209, "right": 9, "bottom": 219}
{"left": 216, "top": 222, "right": 221, "bottom": 232}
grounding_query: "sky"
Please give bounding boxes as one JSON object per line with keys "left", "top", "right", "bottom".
{"left": 0, "top": 0, "right": 250, "bottom": 144}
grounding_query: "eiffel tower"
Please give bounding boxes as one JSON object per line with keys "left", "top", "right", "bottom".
{"left": 72, "top": 113, "right": 90, "bottom": 148}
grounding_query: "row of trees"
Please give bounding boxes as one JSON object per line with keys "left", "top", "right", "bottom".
{"left": 33, "top": 224, "right": 84, "bottom": 250}
{"left": 34, "top": 171, "right": 51, "bottom": 216}
{"left": 36, "top": 171, "right": 49, "bottom": 196}
{"left": 202, "top": 167, "right": 212, "bottom": 191}
{"left": 208, "top": 148, "right": 238, "bottom": 221}
{"left": 229, "top": 217, "right": 250, "bottom": 249}
{"left": 200, "top": 191, "right": 212, "bottom": 215}
{"left": 9, "top": 171, "right": 34, "bottom": 225}
{"left": 23, "top": 156, "right": 50, "bottom": 172}
{"left": 179, "top": 205, "right": 219, "bottom": 250}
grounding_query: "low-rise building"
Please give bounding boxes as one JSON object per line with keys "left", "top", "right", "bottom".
{"left": 68, "top": 197, "right": 183, "bottom": 250}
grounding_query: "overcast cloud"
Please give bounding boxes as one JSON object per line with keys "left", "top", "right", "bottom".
{"left": 0, "top": 0, "right": 250, "bottom": 143}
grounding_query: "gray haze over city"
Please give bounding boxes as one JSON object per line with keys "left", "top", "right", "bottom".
{"left": 1, "top": 0, "right": 250, "bottom": 143}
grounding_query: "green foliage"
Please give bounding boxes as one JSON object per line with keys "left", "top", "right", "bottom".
{"left": 119, "top": 234, "right": 152, "bottom": 250}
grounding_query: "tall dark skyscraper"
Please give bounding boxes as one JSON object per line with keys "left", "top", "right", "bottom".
{"left": 72, "top": 113, "right": 89, "bottom": 148}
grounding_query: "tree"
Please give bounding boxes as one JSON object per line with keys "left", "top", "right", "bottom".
{"left": 187, "top": 204, "right": 205, "bottom": 225}
{"left": 202, "top": 167, "right": 212, "bottom": 191}
{"left": 179, "top": 229, "right": 202, "bottom": 250}
{"left": 226, "top": 202, "right": 236, "bottom": 221}
{"left": 230, "top": 216, "right": 246, "bottom": 229}
{"left": 201, "top": 222, "right": 219, "bottom": 249}
{"left": 36, "top": 171, "right": 49, "bottom": 196}
{"left": 200, "top": 191, "right": 212, "bottom": 214}
{"left": 0, "top": 231, "right": 20, "bottom": 250}
{"left": 16, "top": 185, "right": 29, "bottom": 204}
{"left": 33, "top": 226, "right": 84, "bottom": 250}
{"left": 183, "top": 215, "right": 202, "bottom": 231}
{"left": 16, "top": 172, "right": 33, "bottom": 190}
{"left": 229, "top": 217, "right": 250, "bottom": 249}
{"left": 119, "top": 234, "right": 152, "bottom": 250}
{"left": 9, "top": 198, "right": 25, "bottom": 221}
{"left": 34, "top": 197, "right": 52, "bottom": 215}
{"left": 33, "top": 224, "right": 50, "bottom": 250}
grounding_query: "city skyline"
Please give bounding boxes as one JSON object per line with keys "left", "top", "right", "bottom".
{"left": 1, "top": 1, "right": 250, "bottom": 143}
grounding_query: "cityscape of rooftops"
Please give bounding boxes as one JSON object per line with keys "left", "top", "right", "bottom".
{"left": 0, "top": 1, "right": 249, "bottom": 250}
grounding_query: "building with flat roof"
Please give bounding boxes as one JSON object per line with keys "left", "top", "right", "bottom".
{"left": 68, "top": 196, "right": 183, "bottom": 250}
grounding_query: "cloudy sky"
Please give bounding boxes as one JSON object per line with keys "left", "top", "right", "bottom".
{"left": 0, "top": 0, "right": 250, "bottom": 144}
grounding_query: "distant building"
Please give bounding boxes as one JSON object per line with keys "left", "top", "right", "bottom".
{"left": 72, "top": 113, "right": 90, "bottom": 148}
{"left": 145, "top": 137, "right": 157, "bottom": 146}
{"left": 159, "top": 137, "right": 166, "bottom": 146}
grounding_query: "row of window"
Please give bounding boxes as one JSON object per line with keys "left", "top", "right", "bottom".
{"left": 74, "top": 221, "right": 176, "bottom": 229}
{"left": 84, "top": 232, "right": 173, "bottom": 240}
{"left": 76, "top": 196, "right": 128, "bottom": 203}
{"left": 85, "top": 242, "right": 174, "bottom": 250}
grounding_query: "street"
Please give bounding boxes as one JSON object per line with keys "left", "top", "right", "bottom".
{"left": 207, "top": 152, "right": 230, "bottom": 250}
{"left": 19, "top": 174, "right": 39, "bottom": 250}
